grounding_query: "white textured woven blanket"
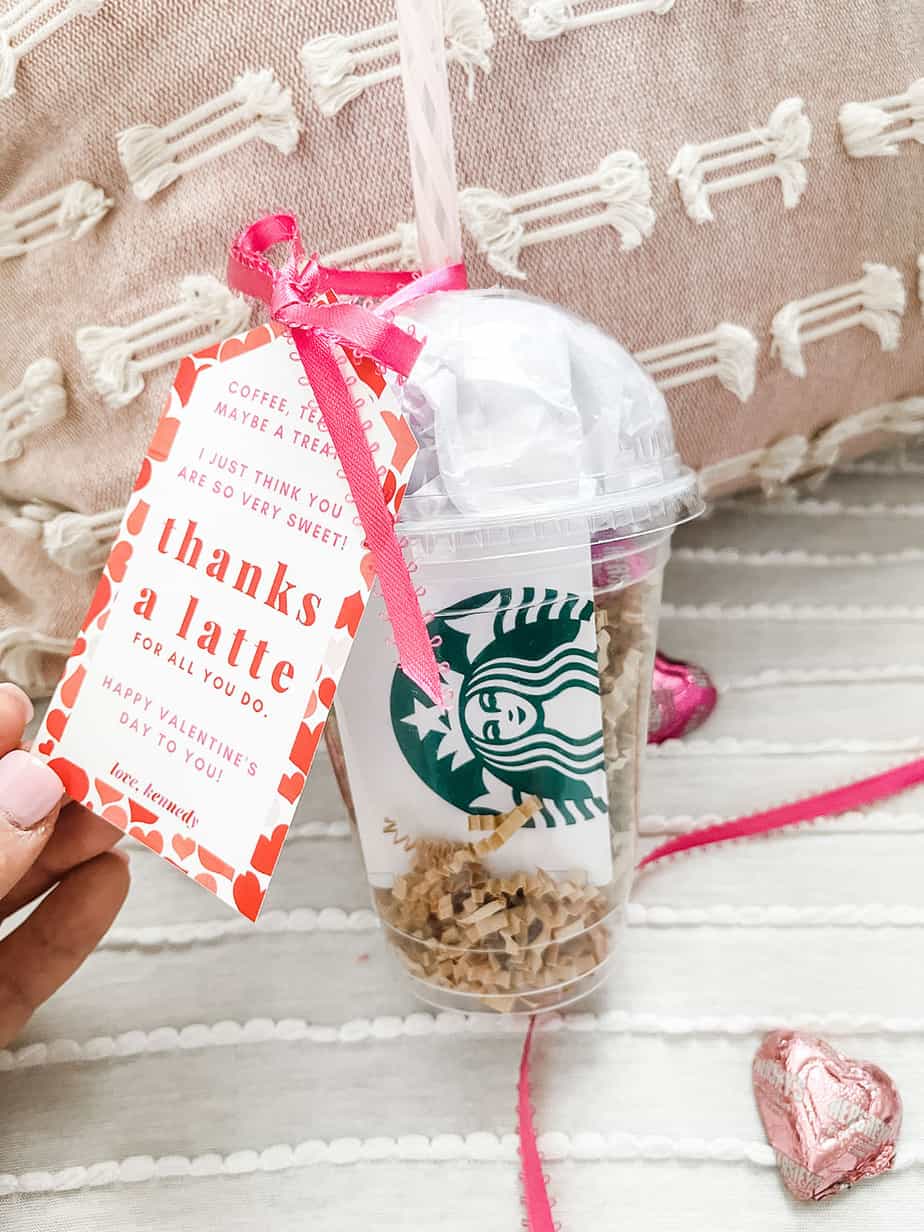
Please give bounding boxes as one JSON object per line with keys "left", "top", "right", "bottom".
{"left": 1, "top": 453, "right": 923, "bottom": 1230}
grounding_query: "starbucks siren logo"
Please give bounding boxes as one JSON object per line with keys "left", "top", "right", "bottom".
{"left": 390, "top": 587, "right": 609, "bottom": 827}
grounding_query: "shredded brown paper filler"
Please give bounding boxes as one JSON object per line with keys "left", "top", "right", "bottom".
{"left": 376, "top": 797, "right": 613, "bottom": 1012}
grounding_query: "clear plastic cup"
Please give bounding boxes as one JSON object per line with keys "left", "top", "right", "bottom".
{"left": 328, "top": 290, "right": 702, "bottom": 1013}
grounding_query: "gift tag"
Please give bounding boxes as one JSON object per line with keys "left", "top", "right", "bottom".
{"left": 36, "top": 322, "right": 419, "bottom": 918}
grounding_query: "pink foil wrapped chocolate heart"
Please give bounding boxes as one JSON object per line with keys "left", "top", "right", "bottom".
{"left": 753, "top": 1030, "right": 902, "bottom": 1201}
{"left": 648, "top": 651, "right": 718, "bottom": 743}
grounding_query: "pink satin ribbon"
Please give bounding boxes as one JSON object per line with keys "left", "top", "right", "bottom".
{"left": 637, "top": 756, "right": 924, "bottom": 869}
{"left": 518, "top": 1016, "right": 556, "bottom": 1232}
{"left": 227, "top": 213, "right": 466, "bottom": 706}
{"left": 517, "top": 754, "right": 924, "bottom": 1229}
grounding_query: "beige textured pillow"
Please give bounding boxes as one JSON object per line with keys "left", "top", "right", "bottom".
{"left": 1, "top": 0, "right": 922, "bottom": 695}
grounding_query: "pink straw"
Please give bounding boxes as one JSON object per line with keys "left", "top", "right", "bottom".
{"left": 394, "top": 0, "right": 464, "bottom": 271}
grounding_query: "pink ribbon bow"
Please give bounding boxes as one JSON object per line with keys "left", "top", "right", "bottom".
{"left": 228, "top": 214, "right": 467, "bottom": 706}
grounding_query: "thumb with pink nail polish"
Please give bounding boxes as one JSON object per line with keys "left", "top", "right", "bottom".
{"left": 0, "top": 683, "right": 130, "bottom": 1045}
{"left": 0, "top": 749, "right": 65, "bottom": 833}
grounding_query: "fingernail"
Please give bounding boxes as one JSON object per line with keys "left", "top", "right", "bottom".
{"left": 0, "top": 683, "right": 34, "bottom": 726}
{"left": 0, "top": 749, "right": 63, "bottom": 829}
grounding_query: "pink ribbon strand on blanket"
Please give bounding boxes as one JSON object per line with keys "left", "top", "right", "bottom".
{"left": 637, "top": 755, "right": 924, "bottom": 869}
{"left": 517, "top": 754, "right": 924, "bottom": 1230}
{"left": 519, "top": 1016, "right": 556, "bottom": 1232}
{"left": 227, "top": 213, "right": 467, "bottom": 706}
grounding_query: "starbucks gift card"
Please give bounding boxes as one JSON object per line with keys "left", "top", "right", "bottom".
{"left": 336, "top": 549, "right": 614, "bottom": 887}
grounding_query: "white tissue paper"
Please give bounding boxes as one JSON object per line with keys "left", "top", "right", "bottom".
{"left": 399, "top": 288, "right": 674, "bottom": 524}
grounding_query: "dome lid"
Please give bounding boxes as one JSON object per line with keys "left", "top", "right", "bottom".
{"left": 395, "top": 288, "right": 702, "bottom": 556}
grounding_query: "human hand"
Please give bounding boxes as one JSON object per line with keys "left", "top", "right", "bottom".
{"left": 0, "top": 683, "right": 130, "bottom": 1046}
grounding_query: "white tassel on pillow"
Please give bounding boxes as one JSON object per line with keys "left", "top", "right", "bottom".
{"left": 698, "top": 396, "right": 924, "bottom": 496}
{"left": 0, "top": 495, "right": 57, "bottom": 539}
{"left": 880, "top": 397, "right": 924, "bottom": 439}
{"left": 0, "top": 496, "right": 122, "bottom": 572}
{"left": 301, "top": 0, "right": 492, "bottom": 118}
{"left": 0, "top": 358, "right": 66, "bottom": 462}
{"left": 839, "top": 79, "right": 924, "bottom": 158}
{"left": 0, "top": 627, "right": 71, "bottom": 693}
{"left": 812, "top": 397, "right": 924, "bottom": 472}
{"left": 772, "top": 263, "right": 906, "bottom": 378}
{"left": 754, "top": 435, "right": 810, "bottom": 495}
{"left": 636, "top": 323, "right": 759, "bottom": 403}
{"left": 0, "top": 0, "right": 104, "bottom": 99}
{"left": 444, "top": 0, "right": 494, "bottom": 91}
{"left": 461, "top": 150, "right": 654, "bottom": 279}
{"left": 712, "top": 324, "right": 761, "bottom": 403}
{"left": 117, "top": 69, "right": 299, "bottom": 201}
{"left": 76, "top": 275, "right": 250, "bottom": 409}
{"left": 0, "top": 180, "right": 111, "bottom": 260}
{"left": 2, "top": 495, "right": 57, "bottom": 547}
{"left": 512, "top": 0, "right": 675, "bottom": 41}
{"left": 42, "top": 506, "right": 123, "bottom": 572}
{"left": 669, "top": 98, "right": 811, "bottom": 224}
